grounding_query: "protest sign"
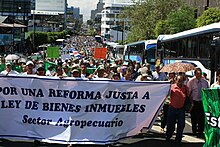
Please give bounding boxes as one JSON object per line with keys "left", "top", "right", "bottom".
{"left": 0, "top": 76, "right": 170, "bottom": 144}
{"left": 94, "top": 48, "right": 107, "bottom": 59}
{"left": 61, "top": 54, "right": 71, "bottom": 62}
{"left": 47, "top": 47, "right": 59, "bottom": 58}
{"left": 202, "top": 89, "right": 220, "bottom": 147}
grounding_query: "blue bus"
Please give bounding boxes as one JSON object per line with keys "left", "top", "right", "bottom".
{"left": 124, "top": 40, "right": 157, "bottom": 66}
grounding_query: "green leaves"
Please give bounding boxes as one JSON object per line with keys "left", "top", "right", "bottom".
{"left": 121, "top": 0, "right": 183, "bottom": 42}
{"left": 167, "top": 6, "right": 196, "bottom": 34}
{"left": 196, "top": 8, "right": 220, "bottom": 27}
{"left": 28, "top": 31, "right": 67, "bottom": 47}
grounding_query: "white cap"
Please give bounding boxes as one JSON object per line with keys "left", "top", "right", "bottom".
{"left": 111, "top": 64, "right": 117, "bottom": 68}
{"left": 26, "top": 61, "right": 34, "bottom": 66}
{"left": 98, "top": 65, "right": 105, "bottom": 70}
{"left": 142, "top": 73, "right": 148, "bottom": 77}
{"left": 6, "top": 62, "right": 11, "bottom": 66}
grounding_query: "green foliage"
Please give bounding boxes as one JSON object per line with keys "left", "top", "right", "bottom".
{"left": 167, "top": 6, "right": 196, "bottom": 34}
{"left": 87, "top": 20, "right": 94, "bottom": 26}
{"left": 196, "top": 7, "right": 220, "bottom": 27}
{"left": 29, "top": 31, "right": 48, "bottom": 47}
{"left": 27, "top": 31, "right": 67, "bottom": 47}
{"left": 122, "top": 0, "right": 184, "bottom": 43}
{"left": 88, "top": 28, "right": 96, "bottom": 36}
{"left": 154, "top": 20, "right": 170, "bottom": 37}
{"left": 67, "top": 30, "right": 74, "bottom": 36}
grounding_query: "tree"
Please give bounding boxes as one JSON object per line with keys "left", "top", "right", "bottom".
{"left": 167, "top": 6, "right": 196, "bottom": 34}
{"left": 196, "top": 7, "right": 220, "bottom": 27}
{"left": 154, "top": 20, "right": 170, "bottom": 37}
{"left": 121, "top": 0, "right": 184, "bottom": 43}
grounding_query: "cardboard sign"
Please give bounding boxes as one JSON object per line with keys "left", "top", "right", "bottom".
{"left": 47, "top": 47, "right": 59, "bottom": 58}
{"left": 94, "top": 48, "right": 107, "bottom": 59}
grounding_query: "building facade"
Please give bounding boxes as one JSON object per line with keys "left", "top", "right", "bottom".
{"left": 0, "top": 0, "right": 31, "bottom": 22}
{"left": 91, "top": 0, "right": 105, "bottom": 20}
{"left": 90, "top": 0, "right": 105, "bottom": 35}
{"left": 0, "top": 0, "right": 31, "bottom": 53}
{"left": 184, "top": 0, "right": 220, "bottom": 17}
{"left": 101, "top": 1, "right": 133, "bottom": 42}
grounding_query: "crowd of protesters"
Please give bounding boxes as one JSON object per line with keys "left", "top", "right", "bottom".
{"left": 1, "top": 35, "right": 220, "bottom": 146}
{"left": 161, "top": 68, "right": 220, "bottom": 145}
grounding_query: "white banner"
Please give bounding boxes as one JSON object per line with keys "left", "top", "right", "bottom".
{"left": 0, "top": 76, "right": 170, "bottom": 144}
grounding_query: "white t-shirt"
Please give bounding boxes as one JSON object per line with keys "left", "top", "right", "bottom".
{"left": 0, "top": 70, "right": 19, "bottom": 75}
{"left": 211, "top": 82, "right": 220, "bottom": 88}
{"left": 45, "top": 70, "right": 55, "bottom": 76}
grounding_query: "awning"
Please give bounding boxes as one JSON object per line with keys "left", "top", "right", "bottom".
{"left": 56, "top": 39, "right": 65, "bottom": 42}
{"left": 0, "top": 16, "right": 7, "bottom": 23}
{"left": 0, "top": 23, "right": 26, "bottom": 28}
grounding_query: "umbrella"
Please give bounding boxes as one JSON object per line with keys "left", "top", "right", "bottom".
{"left": 5, "top": 54, "right": 20, "bottom": 61}
{"left": 160, "top": 62, "right": 195, "bottom": 73}
{"left": 38, "top": 44, "right": 48, "bottom": 48}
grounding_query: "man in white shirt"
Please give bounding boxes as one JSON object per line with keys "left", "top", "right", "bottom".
{"left": 152, "top": 65, "right": 167, "bottom": 81}
{"left": 45, "top": 65, "right": 55, "bottom": 76}
{"left": 23, "top": 61, "right": 35, "bottom": 75}
{"left": 187, "top": 68, "right": 209, "bottom": 137}
{"left": 0, "top": 62, "right": 19, "bottom": 75}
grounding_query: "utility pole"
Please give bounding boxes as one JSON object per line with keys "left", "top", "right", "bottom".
{"left": 32, "top": 10, "right": 35, "bottom": 51}
{"left": 64, "top": 0, "right": 67, "bottom": 30}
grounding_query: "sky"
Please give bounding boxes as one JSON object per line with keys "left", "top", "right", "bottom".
{"left": 67, "top": 0, "right": 99, "bottom": 21}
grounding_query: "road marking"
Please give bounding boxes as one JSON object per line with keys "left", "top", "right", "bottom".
{"left": 185, "top": 119, "right": 192, "bottom": 127}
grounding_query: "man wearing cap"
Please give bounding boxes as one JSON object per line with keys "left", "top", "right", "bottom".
{"left": 23, "top": 61, "right": 35, "bottom": 75}
{"left": 135, "top": 73, "right": 152, "bottom": 82}
{"left": 152, "top": 64, "right": 167, "bottom": 81}
{"left": 0, "top": 62, "right": 19, "bottom": 75}
{"left": 70, "top": 69, "right": 80, "bottom": 78}
{"left": 36, "top": 65, "right": 45, "bottom": 76}
{"left": 93, "top": 65, "right": 106, "bottom": 79}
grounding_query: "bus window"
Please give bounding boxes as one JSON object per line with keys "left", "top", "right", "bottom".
{"left": 124, "top": 40, "right": 157, "bottom": 64}
{"left": 95, "top": 35, "right": 102, "bottom": 43}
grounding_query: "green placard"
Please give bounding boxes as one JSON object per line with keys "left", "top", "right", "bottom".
{"left": 202, "top": 88, "right": 220, "bottom": 147}
{"left": 47, "top": 47, "right": 59, "bottom": 58}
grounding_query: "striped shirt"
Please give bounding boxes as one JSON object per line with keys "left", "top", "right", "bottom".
{"left": 187, "top": 77, "right": 209, "bottom": 101}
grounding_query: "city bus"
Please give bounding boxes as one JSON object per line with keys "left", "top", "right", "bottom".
{"left": 124, "top": 40, "right": 157, "bottom": 66}
{"left": 156, "top": 22, "right": 220, "bottom": 84}
{"left": 95, "top": 35, "right": 102, "bottom": 43}
{"left": 105, "top": 42, "right": 124, "bottom": 59}
{"left": 113, "top": 44, "right": 124, "bottom": 59}
{"left": 55, "top": 39, "right": 65, "bottom": 48}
